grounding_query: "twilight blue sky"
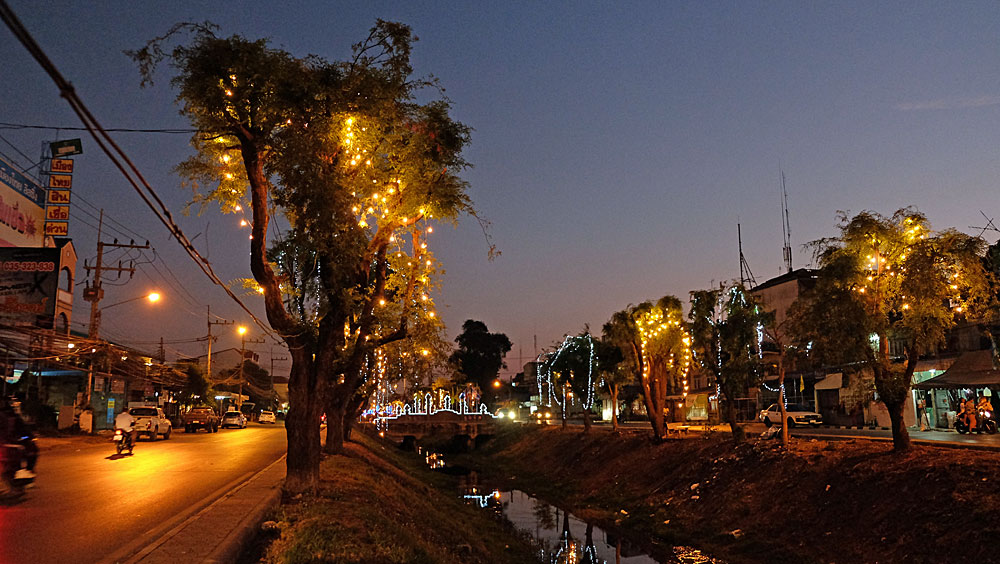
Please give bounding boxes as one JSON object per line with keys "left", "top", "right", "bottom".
{"left": 2, "top": 1, "right": 999, "bottom": 377}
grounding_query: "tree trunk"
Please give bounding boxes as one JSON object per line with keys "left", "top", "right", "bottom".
{"left": 724, "top": 392, "right": 744, "bottom": 444}
{"left": 284, "top": 359, "right": 321, "bottom": 494}
{"left": 582, "top": 408, "right": 591, "bottom": 434}
{"left": 324, "top": 394, "right": 349, "bottom": 455}
{"left": 778, "top": 358, "right": 789, "bottom": 448}
{"left": 610, "top": 386, "right": 619, "bottom": 432}
{"left": 885, "top": 399, "right": 911, "bottom": 451}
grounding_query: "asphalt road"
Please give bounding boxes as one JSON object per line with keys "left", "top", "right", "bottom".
{"left": 0, "top": 422, "right": 287, "bottom": 564}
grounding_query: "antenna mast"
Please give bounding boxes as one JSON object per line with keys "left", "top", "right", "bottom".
{"left": 739, "top": 223, "right": 757, "bottom": 288}
{"left": 781, "top": 169, "right": 792, "bottom": 274}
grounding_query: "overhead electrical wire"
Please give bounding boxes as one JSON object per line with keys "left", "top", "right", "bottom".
{"left": 0, "top": 121, "right": 196, "bottom": 134}
{"left": 0, "top": 1, "right": 275, "bottom": 340}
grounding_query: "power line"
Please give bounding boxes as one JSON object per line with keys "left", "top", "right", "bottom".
{"left": 0, "top": 121, "right": 196, "bottom": 134}
{"left": 0, "top": 2, "right": 276, "bottom": 340}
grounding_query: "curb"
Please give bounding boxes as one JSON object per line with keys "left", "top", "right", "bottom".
{"left": 118, "top": 455, "right": 286, "bottom": 564}
{"left": 204, "top": 484, "right": 282, "bottom": 564}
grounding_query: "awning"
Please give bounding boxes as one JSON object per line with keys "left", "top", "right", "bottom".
{"left": 815, "top": 373, "right": 843, "bottom": 390}
{"left": 912, "top": 350, "right": 1000, "bottom": 389}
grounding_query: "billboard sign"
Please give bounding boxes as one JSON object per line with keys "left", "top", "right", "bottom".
{"left": 49, "top": 139, "right": 82, "bottom": 157}
{"left": 0, "top": 156, "right": 45, "bottom": 247}
{"left": 0, "top": 247, "right": 60, "bottom": 327}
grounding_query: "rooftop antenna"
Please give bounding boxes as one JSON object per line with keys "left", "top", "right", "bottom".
{"left": 739, "top": 222, "right": 757, "bottom": 288}
{"left": 781, "top": 169, "right": 792, "bottom": 274}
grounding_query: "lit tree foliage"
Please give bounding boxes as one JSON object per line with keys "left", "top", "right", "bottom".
{"left": 602, "top": 297, "right": 690, "bottom": 440}
{"left": 789, "top": 209, "right": 994, "bottom": 451}
{"left": 130, "top": 21, "right": 475, "bottom": 492}
{"left": 689, "top": 284, "right": 768, "bottom": 445}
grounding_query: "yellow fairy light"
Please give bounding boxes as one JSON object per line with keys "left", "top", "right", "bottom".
{"left": 427, "top": 226, "right": 433, "bottom": 233}
{"left": 359, "top": 220, "right": 368, "bottom": 228}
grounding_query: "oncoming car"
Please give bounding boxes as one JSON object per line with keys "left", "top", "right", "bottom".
{"left": 259, "top": 410, "right": 276, "bottom": 424}
{"left": 530, "top": 409, "right": 553, "bottom": 424}
{"left": 759, "top": 403, "right": 822, "bottom": 428}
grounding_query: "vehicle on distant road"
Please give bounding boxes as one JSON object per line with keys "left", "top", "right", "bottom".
{"left": 183, "top": 407, "right": 219, "bottom": 433}
{"left": 129, "top": 407, "right": 172, "bottom": 440}
{"left": 759, "top": 404, "right": 822, "bottom": 427}
{"left": 221, "top": 410, "right": 247, "bottom": 429}
{"left": 258, "top": 410, "right": 276, "bottom": 424}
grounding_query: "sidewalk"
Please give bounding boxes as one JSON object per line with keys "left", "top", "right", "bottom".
{"left": 99, "top": 455, "right": 286, "bottom": 564}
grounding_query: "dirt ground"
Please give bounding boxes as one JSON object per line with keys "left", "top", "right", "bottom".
{"left": 465, "top": 425, "right": 1000, "bottom": 564}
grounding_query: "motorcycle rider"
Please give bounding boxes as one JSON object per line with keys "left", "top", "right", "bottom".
{"left": 962, "top": 397, "right": 978, "bottom": 432}
{"left": 977, "top": 394, "right": 994, "bottom": 414}
{"left": 0, "top": 396, "right": 36, "bottom": 483}
{"left": 114, "top": 407, "right": 137, "bottom": 451}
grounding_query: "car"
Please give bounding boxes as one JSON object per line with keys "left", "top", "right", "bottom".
{"left": 129, "top": 406, "right": 172, "bottom": 440}
{"left": 759, "top": 403, "right": 822, "bottom": 427}
{"left": 530, "top": 409, "right": 553, "bottom": 424}
{"left": 259, "top": 410, "right": 276, "bottom": 424}
{"left": 221, "top": 410, "right": 247, "bottom": 429}
{"left": 183, "top": 406, "right": 219, "bottom": 433}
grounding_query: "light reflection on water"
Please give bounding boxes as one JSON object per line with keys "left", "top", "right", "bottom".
{"left": 431, "top": 454, "right": 721, "bottom": 564}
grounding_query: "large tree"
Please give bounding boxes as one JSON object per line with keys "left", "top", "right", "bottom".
{"left": 689, "top": 284, "right": 768, "bottom": 445}
{"left": 131, "top": 21, "right": 474, "bottom": 492}
{"left": 789, "top": 209, "right": 993, "bottom": 451}
{"left": 449, "top": 320, "right": 512, "bottom": 407}
{"left": 602, "top": 297, "right": 690, "bottom": 440}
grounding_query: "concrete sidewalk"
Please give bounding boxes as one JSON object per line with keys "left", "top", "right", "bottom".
{"left": 101, "top": 455, "right": 286, "bottom": 564}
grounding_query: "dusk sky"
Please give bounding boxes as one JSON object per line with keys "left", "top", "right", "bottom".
{"left": 2, "top": 1, "right": 999, "bottom": 379}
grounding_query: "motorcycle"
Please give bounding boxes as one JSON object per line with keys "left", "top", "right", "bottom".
{"left": 1, "top": 435, "right": 37, "bottom": 499}
{"left": 955, "top": 409, "right": 998, "bottom": 435}
{"left": 113, "top": 427, "right": 135, "bottom": 455}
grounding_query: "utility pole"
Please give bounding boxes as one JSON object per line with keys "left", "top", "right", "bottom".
{"left": 237, "top": 331, "right": 265, "bottom": 407}
{"left": 83, "top": 210, "right": 150, "bottom": 339}
{"left": 205, "top": 305, "right": 233, "bottom": 383}
{"left": 270, "top": 347, "right": 288, "bottom": 410}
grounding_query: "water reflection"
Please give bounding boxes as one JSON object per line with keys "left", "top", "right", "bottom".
{"left": 427, "top": 453, "right": 720, "bottom": 563}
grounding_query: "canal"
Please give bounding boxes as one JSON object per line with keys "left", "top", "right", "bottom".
{"left": 427, "top": 452, "right": 722, "bottom": 564}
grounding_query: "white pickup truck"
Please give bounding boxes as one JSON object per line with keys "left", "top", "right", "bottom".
{"left": 128, "top": 406, "right": 172, "bottom": 440}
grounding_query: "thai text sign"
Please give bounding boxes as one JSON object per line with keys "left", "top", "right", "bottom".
{"left": 0, "top": 157, "right": 44, "bottom": 247}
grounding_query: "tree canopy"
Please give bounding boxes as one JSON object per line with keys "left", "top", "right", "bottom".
{"left": 789, "top": 208, "right": 994, "bottom": 450}
{"left": 131, "top": 20, "right": 476, "bottom": 492}
{"left": 449, "top": 319, "right": 512, "bottom": 406}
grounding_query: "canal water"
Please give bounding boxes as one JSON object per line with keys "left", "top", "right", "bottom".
{"left": 426, "top": 452, "right": 722, "bottom": 564}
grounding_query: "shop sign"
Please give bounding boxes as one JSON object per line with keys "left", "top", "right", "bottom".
{"left": 49, "top": 139, "right": 82, "bottom": 157}
{"left": 50, "top": 159, "right": 74, "bottom": 173}
{"left": 43, "top": 222, "right": 68, "bottom": 236}
{"left": 45, "top": 206, "right": 69, "bottom": 221}
{"left": 48, "top": 175, "right": 72, "bottom": 189}
{"left": 47, "top": 190, "right": 70, "bottom": 205}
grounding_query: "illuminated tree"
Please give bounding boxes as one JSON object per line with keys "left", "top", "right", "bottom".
{"left": 131, "top": 21, "right": 475, "bottom": 492}
{"left": 789, "top": 209, "right": 993, "bottom": 451}
{"left": 689, "top": 284, "right": 768, "bottom": 444}
{"left": 540, "top": 332, "right": 600, "bottom": 432}
{"left": 602, "top": 297, "right": 690, "bottom": 440}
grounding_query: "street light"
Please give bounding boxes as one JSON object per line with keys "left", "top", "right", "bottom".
{"left": 88, "top": 291, "right": 162, "bottom": 339}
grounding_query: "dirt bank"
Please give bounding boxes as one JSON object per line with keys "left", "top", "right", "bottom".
{"left": 250, "top": 432, "right": 539, "bottom": 564}
{"left": 461, "top": 425, "right": 1000, "bottom": 564}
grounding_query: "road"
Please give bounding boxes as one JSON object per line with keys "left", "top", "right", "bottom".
{"left": 0, "top": 422, "right": 287, "bottom": 564}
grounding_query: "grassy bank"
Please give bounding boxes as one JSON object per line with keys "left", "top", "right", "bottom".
{"left": 458, "top": 424, "right": 1000, "bottom": 564}
{"left": 253, "top": 431, "right": 540, "bottom": 564}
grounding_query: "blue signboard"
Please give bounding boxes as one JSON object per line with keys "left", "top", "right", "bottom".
{"left": 0, "top": 156, "right": 45, "bottom": 207}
